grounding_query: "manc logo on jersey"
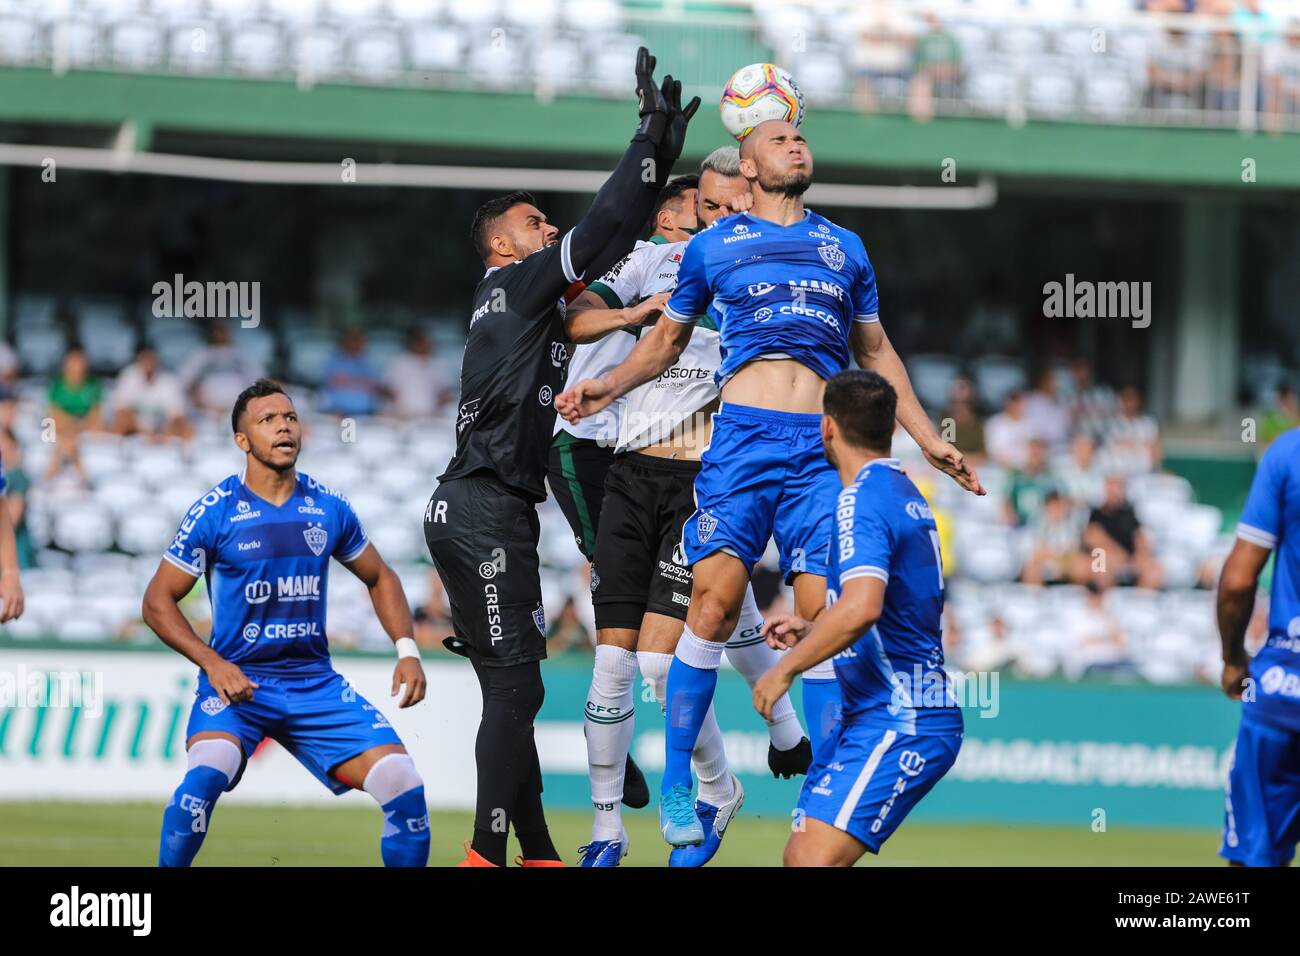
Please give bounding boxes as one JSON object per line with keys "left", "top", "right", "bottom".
{"left": 870, "top": 750, "right": 928, "bottom": 836}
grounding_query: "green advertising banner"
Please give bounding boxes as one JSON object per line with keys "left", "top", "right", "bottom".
{"left": 536, "top": 658, "right": 1242, "bottom": 831}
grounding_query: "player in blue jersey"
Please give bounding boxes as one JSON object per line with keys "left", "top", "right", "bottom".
{"left": 752, "top": 370, "right": 962, "bottom": 866}
{"left": 142, "top": 379, "right": 430, "bottom": 867}
{"left": 557, "top": 119, "right": 983, "bottom": 847}
{"left": 1217, "top": 427, "right": 1300, "bottom": 866}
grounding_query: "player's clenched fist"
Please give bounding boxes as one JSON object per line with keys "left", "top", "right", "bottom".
{"left": 392, "top": 658, "right": 427, "bottom": 709}
{"left": 204, "top": 658, "right": 259, "bottom": 705}
{"left": 753, "top": 666, "right": 795, "bottom": 722}
{"left": 762, "top": 613, "right": 811, "bottom": 650}
{"left": 555, "top": 378, "right": 615, "bottom": 425}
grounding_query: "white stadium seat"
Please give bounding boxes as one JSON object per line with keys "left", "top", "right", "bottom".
{"left": 116, "top": 511, "right": 177, "bottom": 555}
{"left": 466, "top": 33, "right": 528, "bottom": 91}
{"left": 108, "top": 18, "right": 165, "bottom": 70}
{"left": 561, "top": 0, "right": 622, "bottom": 34}
{"left": 533, "top": 34, "right": 586, "bottom": 95}
{"left": 15, "top": 324, "right": 68, "bottom": 376}
{"left": 294, "top": 24, "right": 346, "bottom": 82}
{"left": 168, "top": 19, "right": 225, "bottom": 74}
{"left": 389, "top": 0, "right": 443, "bottom": 22}
{"left": 408, "top": 22, "right": 463, "bottom": 74}
{"left": 51, "top": 502, "right": 116, "bottom": 554}
{"left": 0, "top": 13, "right": 37, "bottom": 64}
{"left": 48, "top": 15, "right": 100, "bottom": 69}
{"left": 348, "top": 26, "right": 404, "bottom": 84}
{"left": 229, "top": 20, "right": 286, "bottom": 76}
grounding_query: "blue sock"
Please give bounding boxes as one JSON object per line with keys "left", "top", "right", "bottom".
{"left": 663, "top": 656, "right": 718, "bottom": 794}
{"left": 802, "top": 678, "right": 843, "bottom": 765}
{"left": 158, "top": 766, "right": 228, "bottom": 867}
{"left": 380, "top": 786, "right": 431, "bottom": 868}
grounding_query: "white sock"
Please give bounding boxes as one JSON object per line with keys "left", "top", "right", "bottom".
{"left": 637, "top": 649, "right": 734, "bottom": 808}
{"left": 725, "top": 584, "right": 804, "bottom": 751}
{"left": 586, "top": 645, "right": 637, "bottom": 841}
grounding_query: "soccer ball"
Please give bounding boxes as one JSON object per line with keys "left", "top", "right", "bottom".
{"left": 718, "top": 62, "right": 805, "bottom": 141}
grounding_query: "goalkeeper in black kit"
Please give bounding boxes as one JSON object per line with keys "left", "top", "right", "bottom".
{"left": 424, "top": 48, "right": 700, "bottom": 867}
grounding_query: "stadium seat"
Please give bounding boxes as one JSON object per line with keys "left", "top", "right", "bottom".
{"left": 970, "top": 355, "right": 1027, "bottom": 408}
{"left": 117, "top": 510, "right": 177, "bottom": 556}
{"left": 793, "top": 47, "right": 850, "bottom": 105}
{"left": 906, "top": 353, "right": 962, "bottom": 411}
{"left": 326, "top": 0, "right": 387, "bottom": 22}
{"left": 388, "top": 0, "right": 442, "bottom": 22}
{"left": 76, "top": 435, "right": 125, "bottom": 485}
{"left": 466, "top": 32, "right": 530, "bottom": 91}
{"left": 51, "top": 502, "right": 115, "bottom": 554}
{"left": 0, "top": 13, "right": 38, "bottom": 65}
{"left": 294, "top": 24, "right": 346, "bottom": 84}
{"left": 447, "top": 0, "right": 501, "bottom": 29}
{"left": 15, "top": 324, "right": 68, "bottom": 376}
{"left": 78, "top": 310, "right": 138, "bottom": 371}
{"left": 285, "top": 330, "right": 338, "bottom": 386}
{"left": 228, "top": 19, "right": 286, "bottom": 76}
{"left": 365, "top": 515, "right": 423, "bottom": 564}
{"left": 107, "top": 18, "right": 165, "bottom": 70}
{"left": 966, "top": 62, "right": 1017, "bottom": 115}
{"left": 1082, "top": 69, "right": 1139, "bottom": 118}
{"left": 533, "top": 33, "right": 586, "bottom": 95}
{"left": 561, "top": 0, "right": 623, "bottom": 34}
{"left": 146, "top": 316, "right": 206, "bottom": 370}
{"left": 167, "top": 19, "right": 225, "bottom": 74}
{"left": 265, "top": 0, "right": 325, "bottom": 27}
{"left": 949, "top": 21, "right": 992, "bottom": 60}
{"left": 503, "top": 0, "right": 559, "bottom": 31}
{"left": 407, "top": 21, "right": 463, "bottom": 74}
{"left": 590, "top": 35, "right": 647, "bottom": 97}
{"left": 207, "top": 0, "right": 264, "bottom": 23}
{"left": 347, "top": 26, "right": 404, "bottom": 84}
{"left": 1026, "top": 66, "right": 1078, "bottom": 118}
{"left": 47, "top": 16, "right": 100, "bottom": 69}
{"left": 999, "top": 25, "right": 1050, "bottom": 58}
{"left": 1127, "top": 472, "right": 1193, "bottom": 506}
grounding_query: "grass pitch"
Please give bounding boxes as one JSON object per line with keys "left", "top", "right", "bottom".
{"left": 0, "top": 801, "right": 1221, "bottom": 866}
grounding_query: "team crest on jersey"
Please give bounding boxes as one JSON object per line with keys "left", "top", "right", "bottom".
{"left": 303, "top": 524, "right": 328, "bottom": 556}
{"left": 532, "top": 603, "right": 546, "bottom": 634}
{"left": 818, "top": 243, "right": 845, "bottom": 272}
{"left": 697, "top": 511, "right": 718, "bottom": 544}
{"left": 200, "top": 696, "right": 227, "bottom": 716}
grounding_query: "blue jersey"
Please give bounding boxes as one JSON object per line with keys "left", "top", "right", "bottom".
{"left": 663, "top": 210, "right": 879, "bottom": 386}
{"left": 825, "top": 458, "right": 962, "bottom": 735}
{"left": 164, "top": 472, "right": 369, "bottom": 676}
{"left": 1236, "top": 429, "right": 1300, "bottom": 733}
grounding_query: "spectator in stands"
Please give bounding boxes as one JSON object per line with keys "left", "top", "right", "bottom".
{"left": 985, "top": 390, "right": 1035, "bottom": 470}
{"left": 412, "top": 568, "right": 455, "bottom": 651}
{"left": 958, "top": 613, "right": 1020, "bottom": 674}
{"left": 1083, "top": 475, "right": 1164, "bottom": 590}
{"left": 938, "top": 375, "right": 986, "bottom": 464}
{"left": 1259, "top": 382, "right": 1300, "bottom": 448}
{"left": 1023, "top": 366, "right": 1071, "bottom": 451}
{"left": 1054, "top": 432, "right": 1106, "bottom": 508}
{"left": 321, "top": 328, "right": 388, "bottom": 418}
{"left": 0, "top": 429, "right": 34, "bottom": 571}
{"left": 851, "top": 0, "right": 915, "bottom": 114}
{"left": 1021, "top": 491, "right": 1088, "bottom": 587}
{"left": 1066, "top": 357, "right": 1117, "bottom": 440}
{"left": 109, "top": 346, "right": 193, "bottom": 441}
{"left": 1233, "top": 0, "right": 1279, "bottom": 43}
{"left": 1005, "top": 438, "right": 1057, "bottom": 526}
{"left": 1067, "top": 582, "right": 1137, "bottom": 680}
{"left": 1147, "top": 27, "right": 1208, "bottom": 111}
{"left": 1207, "top": 25, "right": 1245, "bottom": 112}
{"left": 179, "top": 321, "right": 266, "bottom": 415}
{"left": 1101, "top": 385, "right": 1161, "bottom": 475}
{"left": 44, "top": 346, "right": 102, "bottom": 484}
{"left": 1263, "top": 19, "right": 1300, "bottom": 127}
{"left": 386, "top": 327, "right": 444, "bottom": 419}
{"left": 546, "top": 596, "right": 592, "bottom": 654}
{"left": 908, "top": 12, "right": 961, "bottom": 122}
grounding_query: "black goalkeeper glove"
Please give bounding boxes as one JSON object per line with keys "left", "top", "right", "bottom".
{"left": 656, "top": 73, "right": 701, "bottom": 166}
{"left": 633, "top": 46, "right": 671, "bottom": 144}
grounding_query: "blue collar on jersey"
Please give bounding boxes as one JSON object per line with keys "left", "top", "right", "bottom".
{"left": 854, "top": 457, "right": 902, "bottom": 482}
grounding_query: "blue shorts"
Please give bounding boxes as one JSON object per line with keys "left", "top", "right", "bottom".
{"left": 186, "top": 668, "right": 404, "bottom": 795}
{"left": 797, "top": 722, "right": 961, "bottom": 853}
{"left": 683, "top": 403, "right": 840, "bottom": 583}
{"left": 1220, "top": 716, "right": 1300, "bottom": 867}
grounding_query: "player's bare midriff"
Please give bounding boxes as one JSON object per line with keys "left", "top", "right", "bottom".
{"left": 721, "top": 357, "right": 826, "bottom": 415}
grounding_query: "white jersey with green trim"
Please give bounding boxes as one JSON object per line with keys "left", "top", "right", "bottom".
{"left": 579, "top": 235, "right": 722, "bottom": 454}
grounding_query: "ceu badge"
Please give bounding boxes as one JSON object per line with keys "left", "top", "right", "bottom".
{"left": 818, "top": 243, "right": 845, "bottom": 272}
{"left": 697, "top": 511, "right": 718, "bottom": 544}
{"left": 303, "top": 524, "right": 329, "bottom": 556}
{"left": 200, "top": 696, "right": 227, "bottom": 716}
{"left": 532, "top": 604, "right": 546, "bottom": 635}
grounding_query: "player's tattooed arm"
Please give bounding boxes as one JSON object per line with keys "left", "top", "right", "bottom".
{"left": 564, "top": 291, "right": 670, "bottom": 344}
{"left": 556, "top": 312, "right": 692, "bottom": 422}
{"left": 850, "top": 321, "right": 986, "bottom": 496}
{"left": 340, "top": 544, "right": 427, "bottom": 708}
{"left": 753, "top": 578, "right": 884, "bottom": 720}
{"left": 142, "top": 559, "right": 260, "bottom": 704}
{"left": 1216, "top": 538, "right": 1270, "bottom": 700}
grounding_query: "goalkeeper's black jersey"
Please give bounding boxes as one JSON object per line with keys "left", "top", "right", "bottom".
{"left": 438, "top": 230, "right": 583, "bottom": 504}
